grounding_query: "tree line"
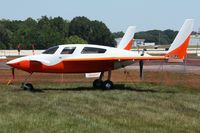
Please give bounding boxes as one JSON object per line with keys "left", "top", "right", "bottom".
{"left": 0, "top": 16, "right": 188, "bottom": 50}
{"left": 113, "top": 30, "right": 179, "bottom": 45}
{"left": 0, "top": 16, "right": 116, "bottom": 49}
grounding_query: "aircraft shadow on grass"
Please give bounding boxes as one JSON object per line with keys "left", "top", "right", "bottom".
{"left": 32, "top": 84, "right": 176, "bottom": 94}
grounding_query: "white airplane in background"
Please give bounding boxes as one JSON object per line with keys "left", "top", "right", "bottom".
{"left": 7, "top": 19, "right": 194, "bottom": 91}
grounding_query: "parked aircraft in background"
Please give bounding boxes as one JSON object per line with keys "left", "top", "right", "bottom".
{"left": 7, "top": 19, "right": 194, "bottom": 91}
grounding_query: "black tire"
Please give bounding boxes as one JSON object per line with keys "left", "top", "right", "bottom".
{"left": 24, "top": 83, "right": 34, "bottom": 91}
{"left": 103, "top": 80, "right": 113, "bottom": 89}
{"left": 93, "top": 79, "right": 103, "bottom": 88}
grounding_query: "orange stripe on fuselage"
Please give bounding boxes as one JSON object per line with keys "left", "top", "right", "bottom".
{"left": 62, "top": 56, "right": 166, "bottom": 61}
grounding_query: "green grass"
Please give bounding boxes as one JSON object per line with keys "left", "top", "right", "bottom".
{"left": 0, "top": 83, "right": 200, "bottom": 133}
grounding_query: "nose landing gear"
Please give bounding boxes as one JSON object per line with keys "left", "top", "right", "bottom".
{"left": 21, "top": 73, "right": 34, "bottom": 91}
{"left": 21, "top": 83, "right": 34, "bottom": 91}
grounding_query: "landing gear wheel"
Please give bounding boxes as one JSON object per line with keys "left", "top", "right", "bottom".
{"left": 22, "top": 83, "right": 34, "bottom": 91}
{"left": 103, "top": 80, "right": 113, "bottom": 89}
{"left": 93, "top": 79, "right": 103, "bottom": 88}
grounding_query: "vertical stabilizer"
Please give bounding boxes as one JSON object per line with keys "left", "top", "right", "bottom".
{"left": 165, "top": 19, "right": 194, "bottom": 60}
{"left": 117, "top": 26, "right": 136, "bottom": 50}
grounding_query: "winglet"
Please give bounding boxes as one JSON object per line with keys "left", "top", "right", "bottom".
{"left": 117, "top": 26, "right": 136, "bottom": 50}
{"left": 165, "top": 19, "right": 194, "bottom": 61}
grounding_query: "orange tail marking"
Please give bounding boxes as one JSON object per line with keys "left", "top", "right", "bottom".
{"left": 124, "top": 38, "right": 133, "bottom": 50}
{"left": 165, "top": 35, "right": 191, "bottom": 59}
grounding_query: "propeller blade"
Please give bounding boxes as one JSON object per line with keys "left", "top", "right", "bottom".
{"left": 139, "top": 48, "right": 145, "bottom": 80}
{"left": 139, "top": 60, "right": 144, "bottom": 80}
{"left": 11, "top": 68, "right": 15, "bottom": 79}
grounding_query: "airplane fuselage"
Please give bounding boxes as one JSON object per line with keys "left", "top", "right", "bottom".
{"left": 7, "top": 44, "right": 144, "bottom": 73}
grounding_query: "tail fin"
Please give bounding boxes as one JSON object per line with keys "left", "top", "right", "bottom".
{"left": 117, "top": 26, "right": 136, "bottom": 50}
{"left": 165, "top": 19, "right": 194, "bottom": 60}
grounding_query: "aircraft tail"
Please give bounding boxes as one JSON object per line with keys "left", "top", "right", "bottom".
{"left": 165, "top": 19, "right": 194, "bottom": 61}
{"left": 117, "top": 26, "right": 136, "bottom": 50}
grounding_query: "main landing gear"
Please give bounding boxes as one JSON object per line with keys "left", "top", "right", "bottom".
{"left": 21, "top": 73, "right": 34, "bottom": 91}
{"left": 93, "top": 70, "right": 114, "bottom": 89}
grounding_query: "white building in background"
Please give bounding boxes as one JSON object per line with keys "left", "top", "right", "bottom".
{"left": 134, "top": 39, "right": 145, "bottom": 46}
{"left": 116, "top": 38, "right": 156, "bottom": 48}
{"left": 116, "top": 35, "right": 200, "bottom": 48}
{"left": 115, "top": 38, "right": 146, "bottom": 48}
{"left": 190, "top": 35, "right": 200, "bottom": 46}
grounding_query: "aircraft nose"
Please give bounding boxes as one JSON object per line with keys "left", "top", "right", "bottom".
{"left": 6, "top": 56, "right": 28, "bottom": 68}
{"left": 6, "top": 59, "right": 20, "bottom": 68}
{"left": 6, "top": 56, "right": 33, "bottom": 72}
{"left": 7, "top": 60, "right": 15, "bottom": 65}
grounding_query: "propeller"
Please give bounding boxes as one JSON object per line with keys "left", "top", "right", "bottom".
{"left": 11, "top": 67, "right": 15, "bottom": 79}
{"left": 139, "top": 49, "right": 145, "bottom": 80}
{"left": 139, "top": 60, "right": 144, "bottom": 80}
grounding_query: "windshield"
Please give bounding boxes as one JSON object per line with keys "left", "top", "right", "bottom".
{"left": 42, "top": 46, "right": 59, "bottom": 54}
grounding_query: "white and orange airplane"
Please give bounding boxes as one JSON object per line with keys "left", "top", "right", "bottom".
{"left": 7, "top": 19, "right": 194, "bottom": 90}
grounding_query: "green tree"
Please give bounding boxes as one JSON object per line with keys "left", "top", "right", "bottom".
{"left": 50, "top": 16, "right": 69, "bottom": 37}
{"left": 112, "top": 31, "right": 124, "bottom": 38}
{"left": 0, "top": 42, "right": 6, "bottom": 49}
{"left": 135, "top": 30, "right": 172, "bottom": 45}
{"left": 0, "top": 24, "right": 12, "bottom": 49}
{"left": 164, "top": 29, "right": 178, "bottom": 44}
{"left": 69, "top": 16, "right": 116, "bottom": 47}
{"left": 69, "top": 16, "right": 91, "bottom": 41}
{"left": 36, "top": 16, "right": 52, "bottom": 48}
{"left": 35, "top": 16, "right": 70, "bottom": 49}
{"left": 64, "top": 35, "right": 87, "bottom": 44}
{"left": 89, "top": 20, "right": 115, "bottom": 47}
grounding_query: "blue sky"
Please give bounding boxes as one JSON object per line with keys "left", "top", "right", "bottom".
{"left": 0, "top": 0, "right": 199, "bottom": 32}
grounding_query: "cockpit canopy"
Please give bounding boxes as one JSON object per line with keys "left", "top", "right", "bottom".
{"left": 42, "top": 46, "right": 59, "bottom": 54}
{"left": 42, "top": 45, "right": 107, "bottom": 55}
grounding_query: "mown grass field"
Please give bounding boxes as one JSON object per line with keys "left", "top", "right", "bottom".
{"left": 0, "top": 81, "right": 200, "bottom": 133}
